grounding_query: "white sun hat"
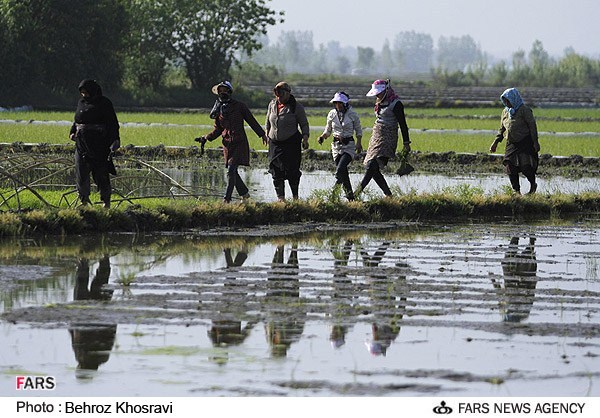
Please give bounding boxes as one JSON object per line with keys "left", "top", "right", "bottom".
{"left": 366, "top": 79, "right": 387, "bottom": 96}
{"left": 330, "top": 91, "right": 350, "bottom": 104}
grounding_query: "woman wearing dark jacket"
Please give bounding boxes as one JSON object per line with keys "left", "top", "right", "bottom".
{"left": 265, "top": 82, "right": 310, "bottom": 201}
{"left": 69, "top": 79, "right": 120, "bottom": 208}
{"left": 489, "top": 88, "right": 540, "bottom": 195}
{"left": 196, "top": 81, "right": 268, "bottom": 203}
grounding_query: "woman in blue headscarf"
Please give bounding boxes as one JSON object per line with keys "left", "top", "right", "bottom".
{"left": 490, "top": 88, "right": 540, "bottom": 194}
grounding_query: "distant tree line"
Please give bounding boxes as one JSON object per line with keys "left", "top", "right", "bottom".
{"left": 244, "top": 31, "right": 600, "bottom": 89}
{"left": 1, "top": 1, "right": 598, "bottom": 107}
{"left": 0, "top": 0, "right": 282, "bottom": 105}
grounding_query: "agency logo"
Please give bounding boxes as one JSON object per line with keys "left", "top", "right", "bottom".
{"left": 16, "top": 376, "right": 56, "bottom": 391}
{"left": 433, "top": 400, "right": 453, "bottom": 415}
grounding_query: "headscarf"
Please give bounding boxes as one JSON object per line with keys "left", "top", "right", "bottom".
{"left": 78, "top": 79, "right": 102, "bottom": 102}
{"left": 367, "top": 78, "right": 399, "bottom": 113}
{"left": 209, "top": 80, "right": 234, "bottom": 119}
{"left": 373, "top": 80, "right": 400, "bottom": 113}
{"left": 501, "top": 88, "right": 524, "bottom": 118}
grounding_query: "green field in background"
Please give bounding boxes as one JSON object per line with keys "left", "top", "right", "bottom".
{"left": 1, "top": 108, "right": 598, "bottom": 157}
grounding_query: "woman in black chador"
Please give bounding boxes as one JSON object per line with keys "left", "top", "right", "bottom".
{"left": 69, "top": 79, "right": 120, "bottom": 208}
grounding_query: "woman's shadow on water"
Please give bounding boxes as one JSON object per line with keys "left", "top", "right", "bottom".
{"left": 207, "top": 246, "right": 256, "bottom": 365}
{"left": 264, "top": 243, "right": 306, "bottom": 358}
{"left": 69, "top": 255, "right": 117, "bottom": 379}
{"left": 492, "top": 236, "right": 538, "bottom": 323}
{"left": 359, "top": 241, "right": 410, "bottom": 357}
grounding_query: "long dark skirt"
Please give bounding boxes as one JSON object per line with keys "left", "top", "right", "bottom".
{"left": 268, "top": 131, "right": 302, "bottom": 198}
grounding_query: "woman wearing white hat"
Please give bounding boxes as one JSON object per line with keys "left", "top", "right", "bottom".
{"left": 357, "top": 79, "right": 411, "bottom": 197}
{"left": 317, "top": 91, "right": 363, "bottom": 200}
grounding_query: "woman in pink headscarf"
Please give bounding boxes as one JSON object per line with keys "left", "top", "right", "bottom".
{"left": 357, "top": 79, "right": 411, "bottom": 197}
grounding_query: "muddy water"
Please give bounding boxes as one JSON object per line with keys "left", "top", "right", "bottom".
{"left": 1, "top": 221, "right": 599, "bottom": 396}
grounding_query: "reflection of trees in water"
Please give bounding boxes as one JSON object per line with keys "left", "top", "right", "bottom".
{"left": 265, "top": 244, "right": 305, "bottom": 357}
{"left": 492, "top": 236, "right": 538, "bottom": 323}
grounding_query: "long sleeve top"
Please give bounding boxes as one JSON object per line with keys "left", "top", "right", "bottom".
{"left": 204, "top": 99, "right": 264, "bottom": 166}
{"left": 495, "top": 105, "right": 539, "bottom": 150}
{"left": 265, "top": 95, "right": 310, "bottom": 142}
{"left": 321, "top": 107, "right": 363, "bottom": 140}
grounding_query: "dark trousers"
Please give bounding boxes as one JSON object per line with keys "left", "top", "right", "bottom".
{"left": 75, "top": 150, "right": 111, "bottom": 204}
{"left": 268, "top": 134, "right": 302, "bottom": 200}
{"left": 224, "top": 165, "right": 249, "bottom": 202}
{"left": 505, "top": 163, "right": 536, "bottom": 193}
{"left": 360, "top": 159, "right": 392, "bottom": 196}
{"left": 334, "top": 153, "right": 354, "bottom": 200}
{"left": 270, "top": 161, "right": 301, "bottom": 199}
{"left": 272, "top": 173, "right": 300, "bottom": 199}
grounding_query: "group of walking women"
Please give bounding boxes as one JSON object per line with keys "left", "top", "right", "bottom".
{"left": 198, "top": 78, "right": 413, "bottom": 203}
{"left": 70, "top": 79, "right": 540, "bottom": 207}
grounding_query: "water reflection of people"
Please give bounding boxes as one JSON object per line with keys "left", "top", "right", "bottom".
{"left": 208, "top": 247, "right": 254, "bottom": 365}
{"left": 360, "top": 241, "right": 407, "bottom": 356}
{"left": 73, "top": 255, "right": 113, "bottom": 301}
{"left": 329, "top": 239, "right": 356, "bottom": 349}
{"left": 223, "top": 247, "right": 248, "bottom": 282}
{"left": 493, "top": 236, "right": 538, "bottom": 322}
{"left": 69, "top": 323, "right": 117, "bottom": 378}
{"left": 265, "top": 244, "right": 305, "bottom": 357}
{"left": 70, "top": 255, "right": 117, "bottom": 377}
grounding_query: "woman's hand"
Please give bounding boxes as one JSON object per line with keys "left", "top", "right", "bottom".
{"left": 261, "top": 134, "right": 269, "bottom": 146}
{"left": 302, "top": 135, "right": 309, "bottom": 150}
{"left": 489, "top": 140, "right": 498, "bottom": 153}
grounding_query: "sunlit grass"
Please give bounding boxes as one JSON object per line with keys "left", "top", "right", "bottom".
{"left": 2, "top": 188, "right": 599, "bottom": 237}
{"left": 2, "top": 124, "right": 599, "bottom": 156}
{"left": 2, "top": 108, "right": 599, "bottom": 156}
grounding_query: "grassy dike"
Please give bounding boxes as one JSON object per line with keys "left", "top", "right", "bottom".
{"left": 1, "top": 191, "right": 599, "bottom": 237}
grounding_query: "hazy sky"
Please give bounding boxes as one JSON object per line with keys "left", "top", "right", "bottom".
{"left": 266, "top": 0, "right": 599, "bottom": 59}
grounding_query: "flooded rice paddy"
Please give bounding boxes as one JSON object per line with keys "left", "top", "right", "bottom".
{"left": 1, "top": 220, "right": 599, "bottom": 396}
{"left": 159, "top": 168, "right": 600, "bottom": 201}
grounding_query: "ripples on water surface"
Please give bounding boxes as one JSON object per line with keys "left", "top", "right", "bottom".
{"left": 1, "top": 221, "right": 599, "bottom": 396}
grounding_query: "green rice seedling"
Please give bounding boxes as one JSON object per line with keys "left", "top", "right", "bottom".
{"left": 56, "top": 208, "right": 85, "bottom": 233}
{"left": 0, "top": 189, "right": 69, "bottom": 210}
{"left": 117, "top": 271, "right": 137, "bottom": 287}
{"left": 441, "top": 184, "right": 485, "bottom": 205}
{"left": 308, "top": 185, "right": 343, "bottom": 205}
{"left": 0, "top": 212, "right": 21, "bottom": 236}
{"left": 3, "top": 108, "right": 598, "bottom": 155}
